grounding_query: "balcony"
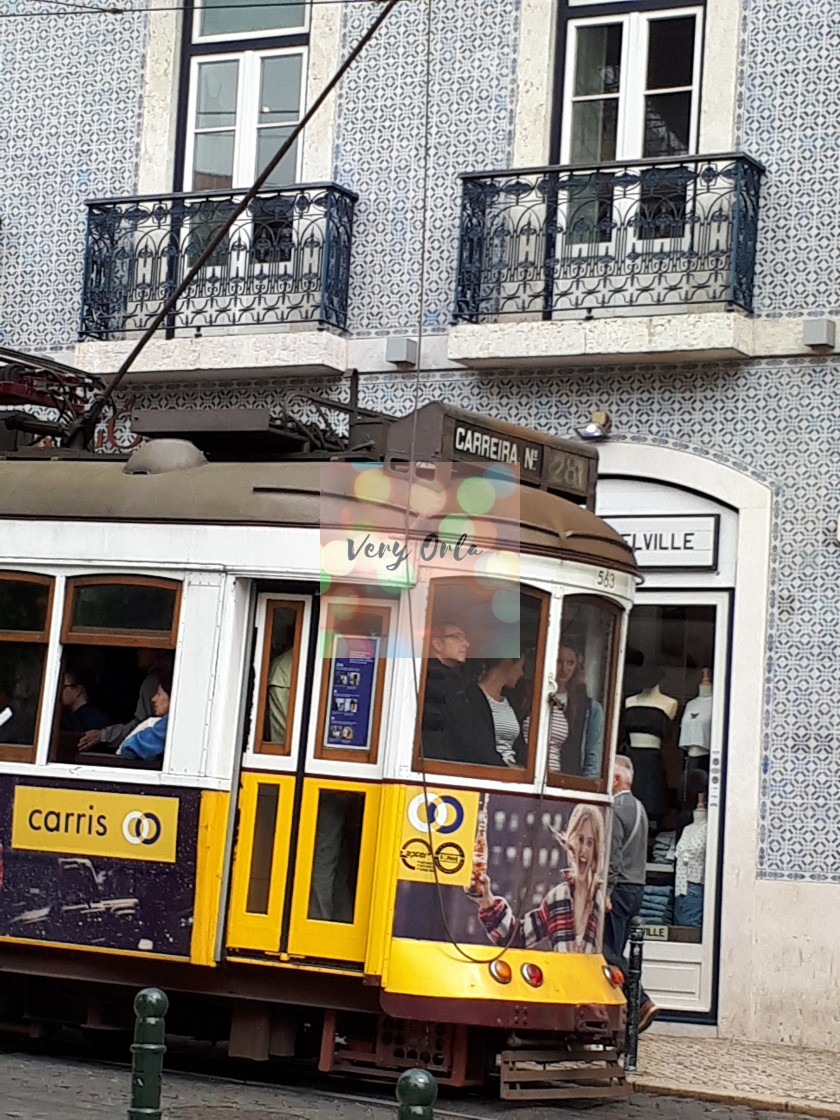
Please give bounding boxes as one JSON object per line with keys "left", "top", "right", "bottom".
{"left": 75, "top": 183, "right": 357, "bottom": 381}
{"left": 450, "top": 154, "right": 765, "bottom": 368}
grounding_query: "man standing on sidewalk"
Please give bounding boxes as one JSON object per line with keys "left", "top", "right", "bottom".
{"left": 606, "top": 754, "right": 659, "bottom": 1033}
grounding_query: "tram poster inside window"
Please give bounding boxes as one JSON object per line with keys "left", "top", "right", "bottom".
{"left": 325, "top": 636, "right": 379, "bottom": 750}
{"left": 0, "top": 777, "right": 199, "bottom": 957}
{"left": 393, "top": 787, "right": 608, "bottom": 954}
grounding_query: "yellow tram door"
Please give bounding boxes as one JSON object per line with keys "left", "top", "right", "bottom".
{"left": 225, "top": 593, "right": 385, "bottom": 969}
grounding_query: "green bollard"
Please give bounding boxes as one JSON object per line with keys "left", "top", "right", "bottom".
{"left": 128, "top": 988, "right": 169, "bottom": 1120}
{"left": 396, "top": 1068, "right": 437, "bottom": 1120}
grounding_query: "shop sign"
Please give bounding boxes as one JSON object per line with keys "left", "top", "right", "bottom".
{"left": 12, "top": 785, "right": 179, "bottom": 863}
{"left": 604, "top": 515, "right": 719, "bottom": 570}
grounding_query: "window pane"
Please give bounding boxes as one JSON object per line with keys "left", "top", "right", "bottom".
{"left": 647, "top": 16, "right": 696, "bottom": 91}
{"left": 200, "top": 0, "right": 305, "bottom": 37}
{"left": 307, "top": 790, "right": 364, "bottom": 923}
{"left": 256, "top": 127, "right": 298, "bottom": 187}
{"left": 70, "top": 584, "right": 177, "bottom": 632}
{"left": 420, "top": 584, "right": 543, "bottom": 771}
{"left": 259, "top": 55, "right": 302, "bottom": 124}
{"left": 192, "top": 132, "right": 235, "bottom": 191}
{"left": 643, "top": 92, "right": 691, "bottom": 158}
{"left": 0, "top": 581, "right": 49, "bottom": 632}
{"left": 570, "top": 99, "right": 618, "bottom": 164}
{"left": 574, "top": 24, "right": 622, "bottom": 96}
{"left": 547, "top": 597, "right": 616, "bottom": 780}
{"left": 262, "top": 606, "right": 299, "bottom": 746}
{"left": 196, "top": 60, "right": 238, "bottom": 129}
{"left": 246, "top": 784, "right": 280, "bottom": 914}
{"left": 0, "top": 643, "right": 46, "bottom": 746}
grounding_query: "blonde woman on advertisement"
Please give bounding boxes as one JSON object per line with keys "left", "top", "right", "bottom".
{"left": 472, "top": 803, "right": 605, "bottom": 953}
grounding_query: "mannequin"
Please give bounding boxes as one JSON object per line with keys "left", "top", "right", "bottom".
{"left": 679, "top": 667, "right": 712, "bottom": 772}
{"left": 623, "top": 672, "right": 677, "bottom": 823}
{"left": 674, "top": 788, "right": 707, "bottom": 928}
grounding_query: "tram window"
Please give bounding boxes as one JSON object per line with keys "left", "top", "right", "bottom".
{"left": 246, "top": 783, "right": 281, "bottom": 914}
{"left": 0, "top": 573, "right": 54, "bottom": 762}
{"left": 547, "top": 595, "right": 621, "bottom": 789}
{"left": 417, "top": 580, "right": 548, "bottom": 781}
{"left": 253, "top": 600, "right": 304, "bottom": 756}
{"left": 64, "top": 576, "right": 179, "bottom": 643}
{"left": 307, "top": 789, "right": 364, "bottom": 923}
{"left": 315, "top": 599, "right": 390, "bottom": 764}
{"left": 49, "top": 576, "right": 180, "bottom": 769}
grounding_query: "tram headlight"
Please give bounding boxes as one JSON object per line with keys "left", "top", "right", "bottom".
{"left": 489, "top": 959, "right": 512, "bottom": 984}
{"left": 521, "top": 963, "right": 543, "bottom": 987}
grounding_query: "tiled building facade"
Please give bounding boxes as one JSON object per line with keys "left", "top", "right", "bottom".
{"left": 2, "top": 0, "right": 840, "bottom": 1048}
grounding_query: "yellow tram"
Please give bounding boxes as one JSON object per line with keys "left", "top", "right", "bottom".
{"left": 0, "top": 403, "right": 639, "bottom": 1099}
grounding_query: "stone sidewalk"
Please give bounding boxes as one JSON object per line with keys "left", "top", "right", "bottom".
{"left": 630, "top": 1035, "right": 840, "bottom": 1118}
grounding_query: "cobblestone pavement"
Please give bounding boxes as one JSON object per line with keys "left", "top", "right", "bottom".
{"left": 0, "top": 1049, "right": 819, "bottom": 1120}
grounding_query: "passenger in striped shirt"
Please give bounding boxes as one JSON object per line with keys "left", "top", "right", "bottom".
{"left": 471, "top": 803, "right": 605, "bottom": 953}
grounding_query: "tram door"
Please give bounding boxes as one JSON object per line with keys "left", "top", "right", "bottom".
{"left": 225, "top": 592, "right": 386, "bottom": 967}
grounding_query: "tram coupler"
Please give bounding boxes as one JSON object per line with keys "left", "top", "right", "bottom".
{"left": 623, "top": 918, "right": 645, "bottom": 1073}
{"left": 128, "top": 987, "right": 168, "bottom": 1120}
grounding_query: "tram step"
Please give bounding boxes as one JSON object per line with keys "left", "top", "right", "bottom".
{"left": 499, "top": 1047, "right": 628, "bottom": 1102}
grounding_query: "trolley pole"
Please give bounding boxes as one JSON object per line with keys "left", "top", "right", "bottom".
{"left": 128, "top": 988, "right": 169, "bottom": 1120}
{"left": 624, "top": 917, "right": 645, "bottom": 1074}
{"left": 396, "top": 1069, "right": 437, "bottom": 1120}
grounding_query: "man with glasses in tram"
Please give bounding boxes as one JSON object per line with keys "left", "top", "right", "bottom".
{"left": 421, "top": 621, "right": 477, "bottom": 763}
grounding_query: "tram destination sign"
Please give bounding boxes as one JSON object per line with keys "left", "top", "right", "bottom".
{"left": 384, "top": 403, "right": 597, "bottom": 507}
{"left": 604, "top": 514, "right": 719, "bottom": 570}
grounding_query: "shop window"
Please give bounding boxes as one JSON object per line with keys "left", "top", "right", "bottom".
{"left": 315, "top": 599, "right": 391, "bottom": 765}
{"left": 622, "top": 603, "right": 717, "bottom": 945}
{"left": 252, "top": 598, "right": 305, "bottom": 756}
{"left": 416, "top": 579, "right": 548, "bottom": 782}
{"left": 547, "top": 594, "right": 621, "bottom": 792}
{"left": 50, "top": 576, "right": 181, "bottom": 769}
{"left": 0, "top": 573, "right": 54, "bottom": 763}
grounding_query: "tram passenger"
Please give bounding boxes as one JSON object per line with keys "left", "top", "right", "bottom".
{"left": 420, "top": 621, "right": 479, "bottom": 763}
{"left": 266, "top": 647, "right": 294, "bottom": 742}
{"left": 78, "top": 649, "right": 171, "bottom": 752}
{"left": 60, "top": 669, "right": 111, "bottom": 734}
{"left": 117, "top": 669, "right": 172, "bottom": 762}
{"left": 541, "top": 640, "right": 605, "bottom": 779}
{"left": 472, "top": 803, "right": 605, "bottom": 953}
{"left": 474, "top": 657, "right": 527, "bottom": 767}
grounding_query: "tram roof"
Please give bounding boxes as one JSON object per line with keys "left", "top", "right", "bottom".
{"left": 0, "top": 457, "right": 638, "bottom": 574}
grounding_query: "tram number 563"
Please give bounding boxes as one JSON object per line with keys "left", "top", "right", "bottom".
{"left": 596, "top": 569, "right": 616, "bottom": 590}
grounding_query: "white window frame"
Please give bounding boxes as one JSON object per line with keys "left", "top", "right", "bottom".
{"left": 184, "top": 46, "right": 307, "bottom": 192}
{"left": 560, "top": 7, "right": 704, "bottom": 164}
{"left": 192, "top": 0, "right": 310, "bottom": 45}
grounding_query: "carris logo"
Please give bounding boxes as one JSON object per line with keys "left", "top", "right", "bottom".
{"left": 407, "top": 792, "right": 464, "bottom": 835}
{"left": 122, "top": 811, "right": 162, "bottom": 846}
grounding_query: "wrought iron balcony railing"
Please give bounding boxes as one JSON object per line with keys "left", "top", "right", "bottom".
{"left": 454, "top": 153, "right": 764, "bottom": 323}
{"left": 80, "top": 183, "right": 357, "bottom": 340}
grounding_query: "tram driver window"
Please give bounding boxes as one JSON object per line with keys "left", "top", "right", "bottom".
{"left": 547, "top": 595, "right": 620, "bottom": 789}
{"left": 50, "top": 577, "right": 180, "bottom": 770}
{"left": 0, "top": 574, "right": 54, "bottom": 763}
{"left": 418, "top": 580, "right": 547, "bottom": 779}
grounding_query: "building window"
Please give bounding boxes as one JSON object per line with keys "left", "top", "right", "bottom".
{"left": 0, "top": 573, "right": 54, "bottom": 763}
{"left": 185, "top": 49, "right": 305, "bottom": 193}
{"left": 561, "top": 7, "right": 703, "bottom": 165}
{"left": 194, "top": 0, "right": 307, "bottom": 42}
